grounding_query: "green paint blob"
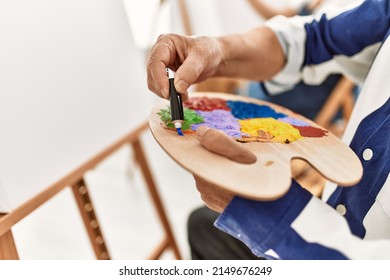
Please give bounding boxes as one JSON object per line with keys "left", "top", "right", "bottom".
{"left": 158, "top": 108, "right": 204, "bottom": 130}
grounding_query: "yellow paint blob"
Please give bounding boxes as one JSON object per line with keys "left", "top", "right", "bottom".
{"left": 239, "top": 118, "right": 302, "bottom": 143}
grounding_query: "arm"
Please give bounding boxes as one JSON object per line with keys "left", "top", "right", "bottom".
{"left": 147, "top": 1, "right": 388, "bottom": 99}
{"left": 216, "top": 27, "right": 285, "bottom": 80}
{"left": 264, "top": 0, "right": 390, "bottom": 93}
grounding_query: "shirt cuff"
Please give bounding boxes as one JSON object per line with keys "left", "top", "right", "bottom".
{"left": 263, "top": 15, "right": 310, "bottom": 95}
{"left": 215, "top": 180, "right": 312, "bottom": 258}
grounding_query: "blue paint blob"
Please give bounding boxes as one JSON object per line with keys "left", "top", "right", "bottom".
{"left": 176, "top": 128, "right": 184, "bottom": 136}
{"left": 227, "top": 101, "right": 287, "bottom": 119}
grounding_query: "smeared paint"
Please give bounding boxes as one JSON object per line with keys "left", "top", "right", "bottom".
{"left": 191, "top": 110, "right": 244, "bottom": 138}
{"left": 167, "top": 128, "right": 196, "bottom": 134}
{"left": 184, "top": 97, "right": 230, "bottom": 111}
{"left": 239, "top": 118, "right": 302, "bottom": 143}
{"left": 293, "top": 125, "right": 328, "bottom": 137}
{"left": 227, "top": 101, "right": 287, "bottom": 119}
{"left": 278, "top": 117, "right": 308, "bottom": 127}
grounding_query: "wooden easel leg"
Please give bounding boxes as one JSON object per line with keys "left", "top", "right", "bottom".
{"left": 0, "top": 215, "right": 19, "bottom": 260}
{"left": 178, "top": 0, "right": 193, "bottom": 36}
{"left": 132, "top": 139, "right": 182, "bottom": 260}
{"left": 71, "top": 180, "right": 110, "bottom": 260}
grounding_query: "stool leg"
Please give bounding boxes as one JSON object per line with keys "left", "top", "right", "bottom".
{"left": 0, "top": 215, "right": 19, "bottom": 260}
{"left": 71, "top": 180, "right": 110, "bottom": 260}
{"left": 132, "top": 139, "right": 182, "bottom": 259}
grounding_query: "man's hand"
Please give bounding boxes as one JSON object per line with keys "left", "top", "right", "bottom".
{"left": 194, "top": 126, "right": 257, "bottom": 212}
{"left": 146, "top": 34, "right": 222, "bottom": 99}
{"left": 146, "top": 28, "right": 285, "bottom": 99}
{"left": 194, "top": 175, "right": 233, "bottom": 213}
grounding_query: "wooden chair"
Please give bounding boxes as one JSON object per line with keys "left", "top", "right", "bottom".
{"left": 292, "top": 77, "right": 356, "bottom": 196}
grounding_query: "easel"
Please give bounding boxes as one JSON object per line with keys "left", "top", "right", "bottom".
{"left": 0, "top": 121, "right": 181, "bottom": 260}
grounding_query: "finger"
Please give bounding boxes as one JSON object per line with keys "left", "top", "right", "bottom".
{"left": 194, "top": 175, "right": 208, "bottom": 192}
{"left": 194, "top": 175, "right": 216, "bottom": 198}
{"left": 194, "top": 175, "right": 227, "bottom": 198}
{"left": 147, "top": 71, "right": 165, "bottom": 99}
{"left": 182, "top": 92, "right": 189, "bottom": 102}
{"left": 147, "top": 60, "right": 170, "bottom": 99}
{"left": 174, "top": 52, "right": 205, "bottom": 94}
{"left": 194, "top": 176, "right": 233, "bottom": 213}
{"left": 201, "top": 194, "right": 223, "bottom": 213}
{"left": 147, "top": 37, "right": 176, "bottom": 99}
{"left": 194, "top": 176, "right": 219, "bottom": 211}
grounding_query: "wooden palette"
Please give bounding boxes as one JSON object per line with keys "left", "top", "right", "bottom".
{"left": 149, "top": 92, "right": 363, "bottom": 200}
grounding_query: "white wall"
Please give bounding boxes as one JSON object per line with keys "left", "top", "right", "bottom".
{"left": 172, "top": 0, "right": 264, "bottom": 36}
{"left": 171, "top": 0, "right": 362, "bottom": 36}
{"left": 0, "top": 0, "right": 204, "bottom": 260}
{"left": 123, "top": 0, "right": 171, "bottom": 49}
{"left": 0, "top": 0, "right": 155, "bottom": 209}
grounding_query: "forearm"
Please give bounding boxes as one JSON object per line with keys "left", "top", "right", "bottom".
{"left": 215, "top": 26, "right": 285, "bottom": 81}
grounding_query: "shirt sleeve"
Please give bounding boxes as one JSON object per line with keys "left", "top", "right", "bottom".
{"left": 215, "top": 176, "right": 390, "bottom": 259}
{"left": 215, "top": 181, "right": 347, "bottom": 259}
{"left": 262, "top": 0, "right": 389, "bottom": 94}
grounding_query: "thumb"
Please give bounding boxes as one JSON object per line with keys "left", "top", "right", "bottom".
{"left": 174, "top": 53, "right": 205, "bottom": 94}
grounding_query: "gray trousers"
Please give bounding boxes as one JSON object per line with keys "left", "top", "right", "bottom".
{"left": 187, "top": 206, "right": 265, "bottom": 260}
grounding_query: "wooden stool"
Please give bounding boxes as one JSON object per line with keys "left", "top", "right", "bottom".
{"left": 0, "top": 122, "right": 181, "bottom": 260}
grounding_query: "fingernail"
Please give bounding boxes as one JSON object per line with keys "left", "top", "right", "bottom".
{"left": 175, "top": 80, "right": 189, "bottom": 93}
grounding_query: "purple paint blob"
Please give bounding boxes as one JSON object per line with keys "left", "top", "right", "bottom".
{"left": 191, "top": 110, "right": 244, "bottom": 138}
{"left": 278, "top": 117, "right": 308, "bottom": 127}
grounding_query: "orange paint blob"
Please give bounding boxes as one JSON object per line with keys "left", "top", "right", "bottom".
{"left": 292, "top": 125, "right": 328, "bottom": 137}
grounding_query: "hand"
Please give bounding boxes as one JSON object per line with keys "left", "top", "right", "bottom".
{"left": 147, "top": 28, "right": 285, "bottom": 99}
{"left": 193, "top": 126, "right": 256, "bottom": 213}
{"left": 147, "top": 34, "right": 222, "bottom": 99}
{"left": 194, "top": 175, "right": 233, "bottom": 213}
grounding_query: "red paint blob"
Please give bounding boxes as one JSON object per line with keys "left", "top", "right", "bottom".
{"left": 293, "top": 125, "right": 328, "bottom": 137}
{"left": 184, "top": 97, "right": 230, "bottom": 111}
